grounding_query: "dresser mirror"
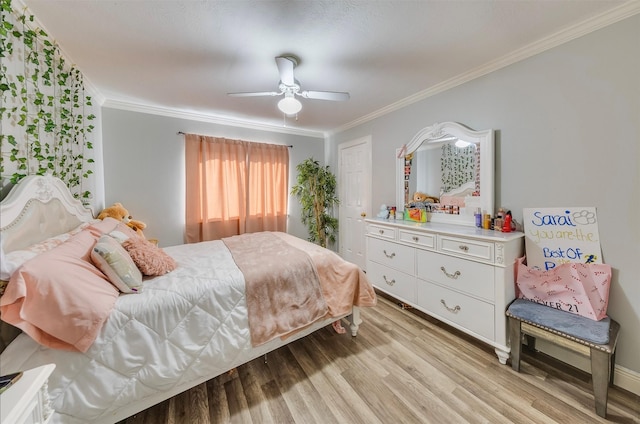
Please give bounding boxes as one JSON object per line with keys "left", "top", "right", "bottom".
{"left": 396, "top": 121, "right": 494, "bottom": 226}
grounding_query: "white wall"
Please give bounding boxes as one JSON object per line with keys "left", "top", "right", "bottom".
{"left": 101, "top": 108, "right": 324, "bottom": 247}
{"left": 328, "top": 16, "right": 640, "bottom": 386}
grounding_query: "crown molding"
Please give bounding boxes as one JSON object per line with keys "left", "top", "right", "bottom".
{"left": 102, "top": 100, "right": 325, "bottom": 139}
{"left": 329, "top": 1, "right": 640, "bottom": 135}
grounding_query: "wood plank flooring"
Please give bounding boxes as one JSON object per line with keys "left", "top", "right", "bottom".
{"left": 119, "top": 293, "right": 639, "bottom": 424}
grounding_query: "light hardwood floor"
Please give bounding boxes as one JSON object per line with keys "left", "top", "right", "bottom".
{"left": 119, "top": 293, "right": 639, "bottom": 424}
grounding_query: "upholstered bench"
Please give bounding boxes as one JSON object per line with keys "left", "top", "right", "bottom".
{"left": 506, "top": 299, "right": 620, "bottom": 418}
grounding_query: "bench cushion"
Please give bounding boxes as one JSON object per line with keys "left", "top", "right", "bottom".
{"left": 507, "top": 299, "right": 610, "bottom": 345}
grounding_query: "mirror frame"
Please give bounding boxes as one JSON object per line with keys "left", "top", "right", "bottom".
{"left": 396, "top": 121, "right": 494, "bottom": 226}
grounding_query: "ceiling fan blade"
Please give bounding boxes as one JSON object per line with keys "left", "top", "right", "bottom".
{"left": 227, "top": 91, "right": 281, "bottom": 97}
{"left": 300, "top": 90, "right": 350, "bottom": 101}
{"left": 275, "top": 56, "right": 296, "bottom": 86}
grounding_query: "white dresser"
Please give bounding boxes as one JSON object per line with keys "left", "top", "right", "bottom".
{"left": 366, "top": 218, "right": 524, "bottom": 364}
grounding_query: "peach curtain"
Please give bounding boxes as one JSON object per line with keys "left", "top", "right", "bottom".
{"left": 184, "top": 134, "right": 289, "bottom": 242}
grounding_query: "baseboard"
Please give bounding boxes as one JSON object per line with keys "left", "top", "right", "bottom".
{"left": 534, "top": 340, "right": 640, "bottom": 396}
{"left": 614, "top": 365, "right": 640, "bottom": 396}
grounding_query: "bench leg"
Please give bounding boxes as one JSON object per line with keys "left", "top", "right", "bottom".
{"left": 591, "top": 347, "right": 610, "bottom": 418}
{"left": 509, "top": 317, "right": 522, "bottom": 372}
{"left": 609, "top": 350, "right": 617, "bottom": 386}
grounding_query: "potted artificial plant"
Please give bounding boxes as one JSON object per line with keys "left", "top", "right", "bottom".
{"left": 291, "top": 158, "right": 339, "bottom": 248}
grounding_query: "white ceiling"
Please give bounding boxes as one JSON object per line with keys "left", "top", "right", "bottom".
{"left": 21, "top": 0, "right": 637, "bottom": 137}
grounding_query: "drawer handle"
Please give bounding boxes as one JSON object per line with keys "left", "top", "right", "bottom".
{"left": 459, "top": 245, "right": 469, "bottom": 252}
{"left": 379, "top": 229, "right": 385, "bottom": 235}
{"left": 412, "top": 236, "right": 419, "bottom": 242}
{"left": 383, "top": 275, "right": 396, "bottom": 286}
{"left": 383, "top": 250, "right": 396, "bottom": 259}
{"left": 440, "top": 299, "right": 461, "bottom": 314}
{"left": 440, "top": 266, "right": 461, "bottom": 279}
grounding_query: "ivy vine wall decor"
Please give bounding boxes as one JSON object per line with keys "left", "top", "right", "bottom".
{"left": 0, "top": 0, "right": 97, "bottom": 202}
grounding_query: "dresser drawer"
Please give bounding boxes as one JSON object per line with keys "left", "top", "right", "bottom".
{"left": 438, "top": 235, "right": 494, "bottom": 262}
{"left": 367, "top": 260, "right": 416, "bottom": 303}
{"left": 417, "top": 280, "right": 494, "bottom": 341}
{"left": 367, "top": 223, "right": 396, "bottom": 240}
{"left": 399, "top": 230, "right": 435, "bottom": 249}
{"left": 367, "top": 237, "right": 414, "bottom": 272}
{"left": 416, "top": 250, "right": 495, "bottom": 301}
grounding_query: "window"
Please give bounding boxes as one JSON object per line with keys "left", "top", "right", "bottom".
{"left": 184, "top": 135, "right": 289, "bottom": 242}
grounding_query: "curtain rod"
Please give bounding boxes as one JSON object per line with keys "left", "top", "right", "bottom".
{"left": 177, "top": 131, "right": 292, "bottom": 148}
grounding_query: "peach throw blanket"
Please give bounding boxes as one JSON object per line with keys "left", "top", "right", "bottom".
{"left": 223, "top": 232, "right": 376, "bottom": 346}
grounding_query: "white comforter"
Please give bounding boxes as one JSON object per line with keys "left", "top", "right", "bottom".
{"left": 1, "top": 239, "right": 335, "bottom": 423}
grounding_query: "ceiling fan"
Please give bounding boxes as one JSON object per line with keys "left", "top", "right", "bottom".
{"left": 228, "top": 55, "right": 350, "bottom": 115}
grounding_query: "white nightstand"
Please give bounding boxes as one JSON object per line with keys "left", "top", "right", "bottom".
{"left": 1, "top": 364, "right": 56, "bottom": 424}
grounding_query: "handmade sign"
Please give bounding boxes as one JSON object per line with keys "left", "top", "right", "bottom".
{"left": 523, "top": 207, "right": 603, "bottom": 271}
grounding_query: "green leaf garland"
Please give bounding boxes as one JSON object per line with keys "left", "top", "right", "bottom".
{"left": 0, "top": 0, "right": 95, "bottom": 201}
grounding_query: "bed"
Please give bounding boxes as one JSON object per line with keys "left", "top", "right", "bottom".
{"left": 0, "top": 175, "right": 376, "bottom": 424}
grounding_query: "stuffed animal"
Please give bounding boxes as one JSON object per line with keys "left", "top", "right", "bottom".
{"left": 413, "top": 192, "right": 438, "bottom": 204}
{"left": 408, "top": 192, "right": 439, "bottom": 209}
{"left": 376, "top": 204, "right": 390, "bottom": 219}
{"left": 97, "top": 202, "right": 146, "bottom": 236}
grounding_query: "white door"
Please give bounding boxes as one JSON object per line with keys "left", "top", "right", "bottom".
{"left": 338, "top": 136, "right": 371, "bottom": 270}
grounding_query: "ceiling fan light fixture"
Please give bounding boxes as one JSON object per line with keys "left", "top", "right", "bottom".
{"left": 278, "top": 93, "right": 302, "bottom": 115}
{"left": 228, "top": 55, "right": 349, "bottom": 116}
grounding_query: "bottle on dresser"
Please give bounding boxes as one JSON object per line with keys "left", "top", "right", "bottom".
{"left": 494, "top": 207, "right": 505, "bottom": 232}
{"left": 503, "top": 211, "right": 513, "bottom": 232}
{"left": 475, "top": 208, "right": 482, "bottom": 228}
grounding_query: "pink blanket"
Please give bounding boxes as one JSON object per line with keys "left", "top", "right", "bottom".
{"left": 223, "top": 232, "right": 377, "bottom": 346}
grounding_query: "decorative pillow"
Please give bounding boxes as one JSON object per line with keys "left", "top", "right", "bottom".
{"left": 91, "top": 235, "right": 143, "bottom": 293}
{"left": 122, "top": 236, "right": 177, "bottom": 276}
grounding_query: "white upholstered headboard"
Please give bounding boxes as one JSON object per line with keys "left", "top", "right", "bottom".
{"left": 0, "top": 175, "right": 94, "bottom": 253}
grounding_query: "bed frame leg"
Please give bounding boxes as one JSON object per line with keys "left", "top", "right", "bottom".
{"left": 349, "top": 307, "right": 362, "bottom": 336}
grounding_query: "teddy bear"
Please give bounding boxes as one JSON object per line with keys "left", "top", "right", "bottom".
{"left": 408, "top": 192, "right": 439, "bottom": 209}
{"left": 97, "top": 202, "right": 147, "bottom": 236}
{"left": 413, "top": 192, "right": 439, "bottom": 204}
